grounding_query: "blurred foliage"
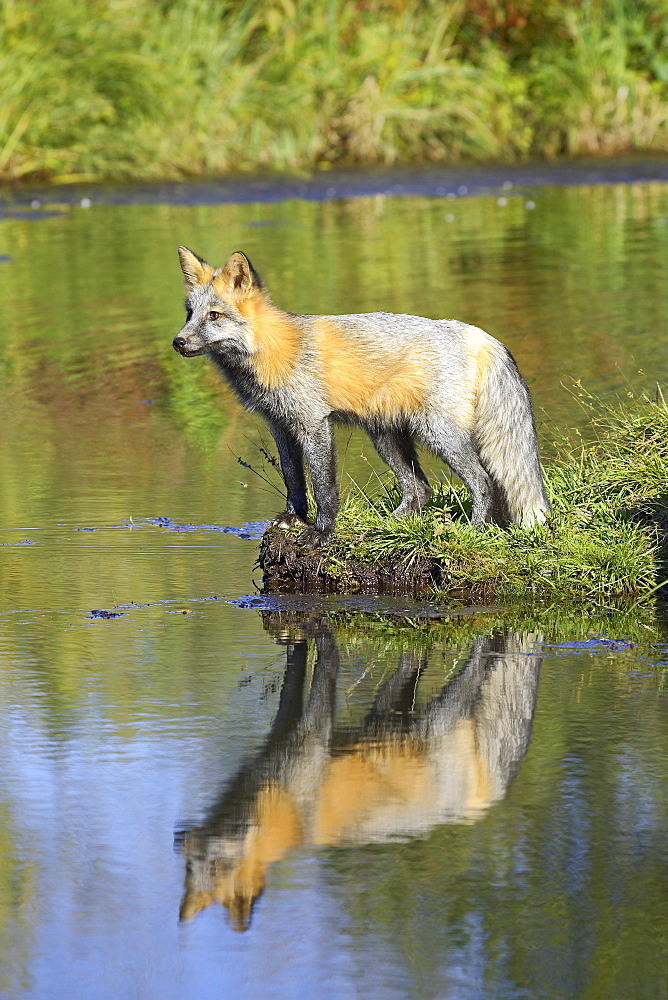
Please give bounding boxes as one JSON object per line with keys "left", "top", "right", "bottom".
{"left": 0, "top": 0, "right": 666, "bottom": 180}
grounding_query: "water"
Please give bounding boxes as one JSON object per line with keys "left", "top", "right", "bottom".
{"left": 0, "top": 164, "right": 666, "bottom": 999}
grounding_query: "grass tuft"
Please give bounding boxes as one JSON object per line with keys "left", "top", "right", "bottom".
{"left": 261, "top": 389, "right": 668, "bottom": 607}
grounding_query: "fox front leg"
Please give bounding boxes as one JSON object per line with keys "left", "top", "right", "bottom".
{"left": 299, "top": 418, "right": 338, "bottom": 548}
{"left": 269, "top": 422, "right": 309, "bottom": 529}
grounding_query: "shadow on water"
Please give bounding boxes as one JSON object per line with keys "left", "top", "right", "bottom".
{"left": 176, "top": 613, "right": 542, "bottom": 932}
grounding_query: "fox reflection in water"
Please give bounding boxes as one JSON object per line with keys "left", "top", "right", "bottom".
{"left": 177, "top": 619, "right": 543, "bottom": 931}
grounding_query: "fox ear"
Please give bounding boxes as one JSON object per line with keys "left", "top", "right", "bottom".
{"left": 216, "top": 251, "right": 262, "bottom": 302}
{"left": 178, "top": 247, "right": 214, "bottom": 292}
{"left": 179, "top": 889, "right": 213, "bottom": 922}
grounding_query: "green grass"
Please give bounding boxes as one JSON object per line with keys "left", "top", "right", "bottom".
{"left": 267, "top": 389, "right": 668, "bottom": 608}
{"left": 0, "top": 0, "right": 666, "bottom": 182}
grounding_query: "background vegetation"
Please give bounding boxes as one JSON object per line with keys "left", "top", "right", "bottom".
{"left": 1, "top": 0, "right": 667, "bottom": 183}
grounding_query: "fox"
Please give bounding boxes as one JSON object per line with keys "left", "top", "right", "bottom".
{"left": 177, "top": 617, "right": 543, "bottom": 931}
{"left": 173, "top": 248, "right": 551, "bottom": 546}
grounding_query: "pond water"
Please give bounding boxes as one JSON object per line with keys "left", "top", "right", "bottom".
{"left": 0, "top": 162, "right": 666, "bottom": 999}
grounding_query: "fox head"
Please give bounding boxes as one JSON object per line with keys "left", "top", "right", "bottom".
{"left": 178, "top": 783, "right": 302, "bottom": 932}
{"left": 179, "top": 849, "right": 265, "bottom": 933}
{"left": 173, "top": 248, "right": 265, "bottom": 359}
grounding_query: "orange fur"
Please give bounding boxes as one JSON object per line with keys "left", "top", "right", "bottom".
{"left": 313, "top": 319, "right": 432, "bottom": 418}
{"left": 251, "top": 785, "right": 303, "bottom": 862}
{"left": 181, "top": 785, "right": 301, "bottom": 927}
{"left": 237, "top": 295, "right": 303, "bottom": 389}
{"left": 450, "top": 330, "right": 498, "bottom": 431}
{"left": 221, "top": 786, "right": 301, "bottom": 929}
{"left": 452, "top": 718, "right": 494, "bottom": 820}
{"left": 206, "top": 277, "right": 303, "bottom": 389}
{"left": 473, "top": 336, "right": 496, "bottom": 401}
{"left": 313, "top": 741, "right": 429, "bottom": 844}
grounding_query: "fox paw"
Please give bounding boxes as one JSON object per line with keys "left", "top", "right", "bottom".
{"left": 271, "top": 511, "right": 308, "bottom": 530}
{"left": 297, "top": 526, "right": 331, "bottom": 549}
{"left": 391, "top": 500, "right": 422, "bottom": 518}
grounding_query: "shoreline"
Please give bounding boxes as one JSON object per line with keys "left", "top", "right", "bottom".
{"left": 3, "top": 0, "right": 665, "bottom": 188}
{"left": 1, "top": 156, "right": 667, "bottom": 210}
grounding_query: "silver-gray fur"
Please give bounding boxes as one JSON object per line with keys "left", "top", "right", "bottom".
{"left": 173, "top": 249, "right": 551, "bottom": 545}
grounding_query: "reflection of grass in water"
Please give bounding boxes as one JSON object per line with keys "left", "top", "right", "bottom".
{"left": 266, "top": 391, "right": 668, "bottom": 613}
{"left": 261, "top": 598, "right": 666, "bottom": 650}
{"left": 166, "top": 359, "right": 228, "bottom": 452}
{"left": 0, "top": 0, "right": 666, "bottom": 182}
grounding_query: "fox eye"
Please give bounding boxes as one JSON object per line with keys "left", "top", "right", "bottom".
{"left": 208, "top": 310, "right": 221, "bottom": 321}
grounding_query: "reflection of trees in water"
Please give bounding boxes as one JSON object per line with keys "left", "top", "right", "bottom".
{"left": 178, "top": 617, "right": 543, "bottom": 931}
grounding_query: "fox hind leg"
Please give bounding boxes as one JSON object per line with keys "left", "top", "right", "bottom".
{"left": 422, "top": 426, "right": 495, "bottom": 527}
{"left": 367, "top": 429, "right": 431, "bottom": 516}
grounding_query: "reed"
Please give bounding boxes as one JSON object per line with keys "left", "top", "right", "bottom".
{"left": 0, "top": 0, "right": 666, "bottom": 182}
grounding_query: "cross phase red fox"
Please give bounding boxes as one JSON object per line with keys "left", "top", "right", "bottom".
{"left": 173, "top": 249, "right": 550, "bottom": 544}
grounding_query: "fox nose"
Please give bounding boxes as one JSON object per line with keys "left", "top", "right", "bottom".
{"left": 173, "top": 336, "right": 187, "bottom": 351}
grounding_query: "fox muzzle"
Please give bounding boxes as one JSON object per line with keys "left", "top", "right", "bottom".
{"left": 172, "top": 335, "right": 205, "bottom": 357}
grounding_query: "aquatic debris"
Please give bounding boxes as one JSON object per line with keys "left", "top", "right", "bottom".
{"left": 143, "top": 516, "right": 268, "bottom": 539}
{"left": 229, "top": 596, "right": 266, "bottom": 609}
{"left": 550, "top": 637, "right": 636, "bottom": 652}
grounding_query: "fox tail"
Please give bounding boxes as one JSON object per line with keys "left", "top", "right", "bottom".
{"left": 474, "top": 349, "right": 551, "bottom": 527}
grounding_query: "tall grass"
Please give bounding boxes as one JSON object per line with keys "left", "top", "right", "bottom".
{"left": 0, "top": 0, "right": 666, "bottom": 182}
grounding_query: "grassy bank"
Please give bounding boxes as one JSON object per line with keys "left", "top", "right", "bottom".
{"left": 259, "top": 389, "right": 668, "bottom": 607}
{"left": 1, "top": 0, "right": 666, "bottom": 183}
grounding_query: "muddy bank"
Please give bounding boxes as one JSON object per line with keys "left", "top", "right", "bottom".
{"left": 258, "top": 528, "right": 497, "bottom": 601}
